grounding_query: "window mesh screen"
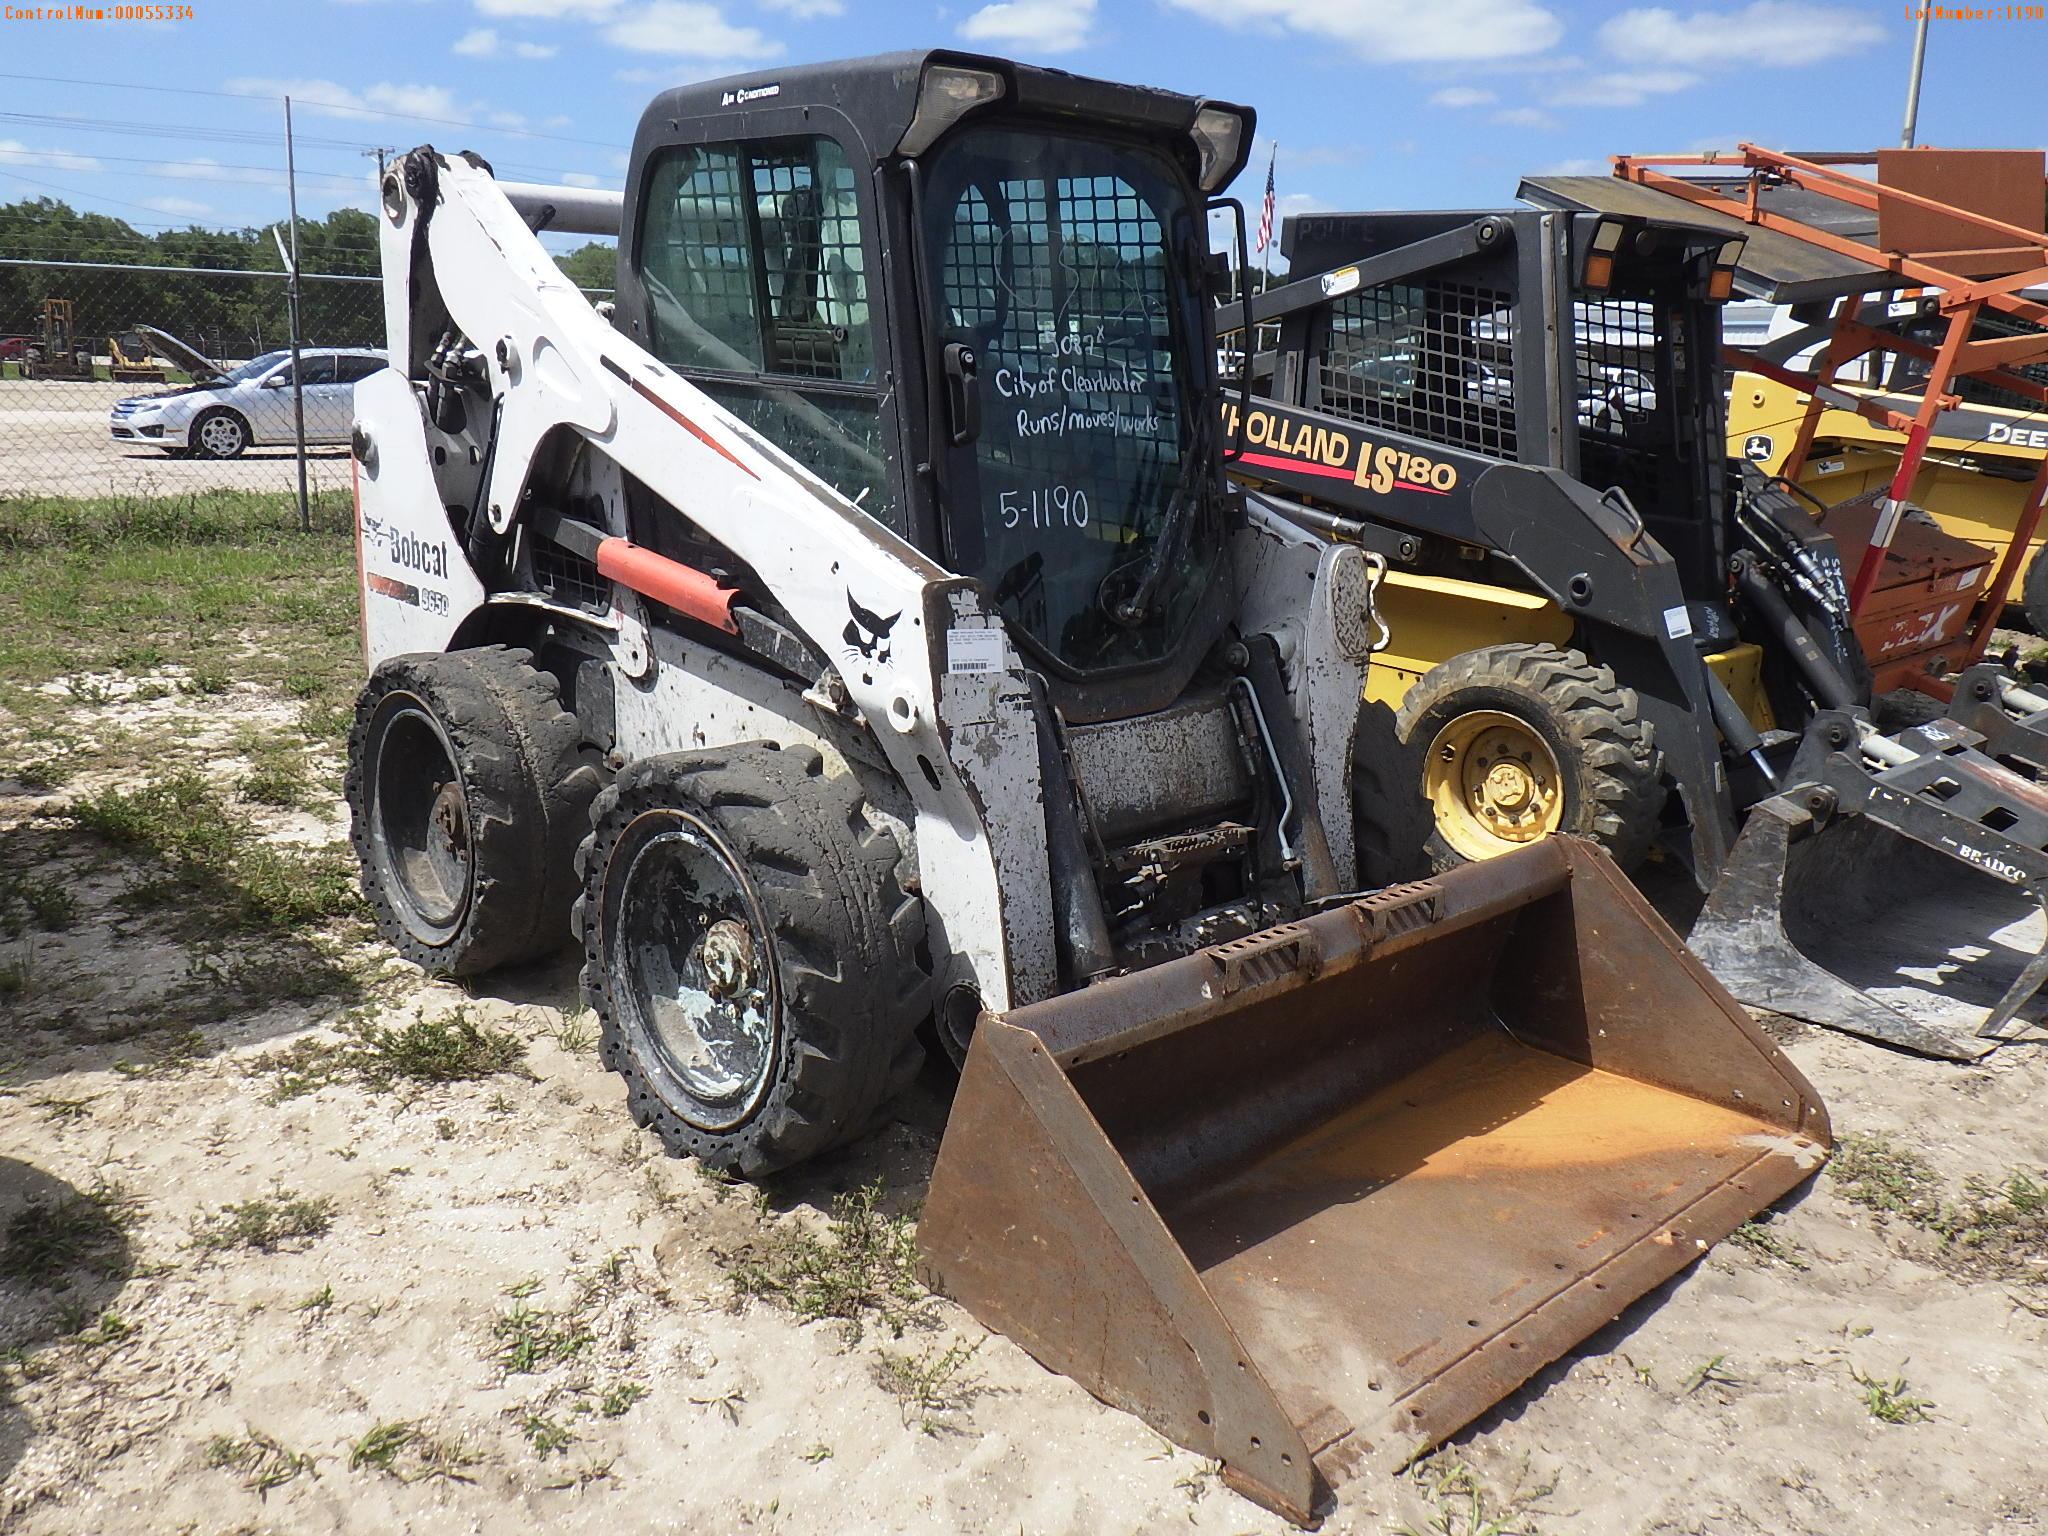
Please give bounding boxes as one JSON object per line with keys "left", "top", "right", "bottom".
{"left": 1316, "top": 279, "right": 1516, "bottom": 458}
{"left": 1575, "top": 297, "right": 1664, "bottom": 505}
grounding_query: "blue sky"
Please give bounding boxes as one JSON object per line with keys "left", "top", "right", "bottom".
{"left": 0, "top": 0, "right": 2039, "bottom": 271}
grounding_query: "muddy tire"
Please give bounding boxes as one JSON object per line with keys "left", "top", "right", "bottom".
{"left": 1350, "top": 698, "right": 1432, "bottom": 887}
{"left": 576, "top": 744, "right": 929, "bottom": 1178}
{"left": 1395, "top": 643, "right": 1664, "bottom": 874}
{"left": 347, "top": 646, "right": 601, "bottom": 977}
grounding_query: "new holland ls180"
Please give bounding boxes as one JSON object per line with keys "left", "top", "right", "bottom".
{"left": 1230, "top": 199, "right": 2048, "bottom": 1060}
{"left": 344, "top": 52, "right": 1828, "bottom": 1523}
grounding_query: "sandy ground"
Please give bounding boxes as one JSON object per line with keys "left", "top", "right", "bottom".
{"left": 0, "top": 381, "right": 353, "bottom": 499}
{"left": 4, "top": 678, "right": 2048, "bottom": 1536}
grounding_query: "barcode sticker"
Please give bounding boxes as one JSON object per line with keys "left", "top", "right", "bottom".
{"left": 946, "top": 626, "right": 1006, "bottom": 675}
{"left": 1663, "top": 604, "right": 1693, "bottom": 640}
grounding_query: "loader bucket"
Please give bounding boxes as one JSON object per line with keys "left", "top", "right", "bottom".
{"left": 919, "top": 838, "right": 1829, "bottom": 1526}
{"left": 1689, "top": 796, "right": 2048, "bottom": 1060}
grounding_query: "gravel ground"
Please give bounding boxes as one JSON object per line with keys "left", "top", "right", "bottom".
{"left": 0, "top": 380, "right": 352, "bottom": 499}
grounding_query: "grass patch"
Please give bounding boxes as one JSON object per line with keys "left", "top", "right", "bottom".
{"left": 727, "top": 1182, "right": 929, "bottom": 1343}
{"left": 492, "top": 1302, "right": 593, "bottom": 1375}
{"left": 1831, "top": 1134, "right": 2048, "bottom": 1289}
{"left": 0, "top": 492, "right": 360, "bottom": 745}
{"left": 520, "top": 1412, "right": 576, "bottom": 1457}
{"left": 67, "top": 770, "right": 360, "bottom": 934}
{"left": 1851, "top": 1365, "right": 1933, "bottom": 1425}
{"left": 1831, "top": 1134, "right": 1945, "bottom": 1223}
{"left": 191, "top": 1188, "right": 334, "bottom": 1254}
{"left": 205, "top": 1430, "right": 317, "bottom": 1494}
{"left": 595, "top": 1381, "right": 647, "bottom": 1418}
{"left": 258, "top": 1006, "right": 527, "bottom": 1100}
{"left": 0, "top": 869, "right": 77, "bottom": 936}
{"left": 0, "top": 1181, "right": 135, "bottom": 1290}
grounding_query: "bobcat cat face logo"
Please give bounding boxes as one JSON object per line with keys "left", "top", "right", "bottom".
{"left": 844, "top": 592, "right": 901, "bottom": 664}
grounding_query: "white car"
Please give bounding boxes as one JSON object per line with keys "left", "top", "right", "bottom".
{"left": 108, "top": 347, "right": 386, "bottom": 459}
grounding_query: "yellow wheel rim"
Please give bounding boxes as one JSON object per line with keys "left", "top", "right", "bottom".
{"left": 1423, "top": 710, "right": 1565, "bottom": 862}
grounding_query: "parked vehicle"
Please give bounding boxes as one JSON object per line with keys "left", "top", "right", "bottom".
{"left": 107, "top": 347, "right": 385, "bottom": 458}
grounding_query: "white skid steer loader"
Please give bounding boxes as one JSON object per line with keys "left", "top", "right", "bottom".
{"left": 347, "top": 51, "right": 1829, "bottom": 1524}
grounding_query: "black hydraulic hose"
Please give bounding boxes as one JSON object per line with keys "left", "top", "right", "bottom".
{"left": 1704, "top": 666, "right": 1776, "bottom": 786}
{"left": 1732, "top": 552, "right": 1858, "bottom": 713}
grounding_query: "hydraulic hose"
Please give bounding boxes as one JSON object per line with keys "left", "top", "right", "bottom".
{"left": 1732, "top": 552, "right": 1858, "bottom": 713}
{"left": 1704, "top": 666, "right": 1775, "bottom": 785}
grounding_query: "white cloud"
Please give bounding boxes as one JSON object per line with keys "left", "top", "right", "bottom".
{"left": 1161, "top": 0, "right": 1562, "bottom": 63}
{"left": 475, "top": 0, "right": 617, "bottom": 15}
{"left": 0, "top": 141, "right": 103, "bottom": 174}
{"left": 1601, "top": 2, "right": 1884, "bottom": 67}
{"left": 959, "top": 0, "right": 1095, "bottom": 52}
{"left": 454, "top": 26, "right": 558, "bottom": 57}
{"left": 1492, "top": 105, "right": 1558, "bottom": 130}
{"left": 229, "top": 77, "right": 474, "bottom": 122}
{"left": 142, "top": 195, "right": 212, "bottom": 217}
{"left": 559, "top": 171, "right": 606, "bottom": 187}
{"left": 601, "top": 1, "right": 778, "bottom": 58}
{"left": 1543, "top": 68, "right": 1697, "bottom": 106}
{"left": 1430, "top": 87, "right": 1496, "bottom": 108}
{"left": 763, "top": 0, "right": 843, "bottom": 15}
{"left": 149, "top": 155, "right": 284, "bottom": 187}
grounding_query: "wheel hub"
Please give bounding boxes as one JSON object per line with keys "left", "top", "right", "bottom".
{"left": 611, "top": 821, "right": 777, "bottom": 1125}
{"left": 1424, "top": 711, "right": 1565, "bottom": 861}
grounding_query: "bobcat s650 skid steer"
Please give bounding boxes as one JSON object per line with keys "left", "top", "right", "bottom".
{"left": 345, "top": 51, "right": 1828, "bottom": 1524}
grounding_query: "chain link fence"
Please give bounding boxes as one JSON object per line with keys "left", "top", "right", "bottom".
{"left": 0, "top": 258, "right": 383, "bottom": 501}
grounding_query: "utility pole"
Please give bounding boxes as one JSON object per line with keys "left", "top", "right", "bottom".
{"left": 1900, "top": 6, "right": 1931, "bottom": 148}
{"left": 284, "top": 95, "right": 310, "bottom": 532}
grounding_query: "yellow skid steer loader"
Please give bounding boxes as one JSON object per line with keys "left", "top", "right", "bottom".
{"left": 345, "top": 52, "right": 1829, "bottom": 1525}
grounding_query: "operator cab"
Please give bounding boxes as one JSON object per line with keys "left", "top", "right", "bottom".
{"left": 613, "top": 52, "right": 1254, "bottom": 716}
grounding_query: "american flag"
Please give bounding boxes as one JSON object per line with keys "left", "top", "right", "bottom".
{"left": 1254, "top": 147, "right": 1277, "bottom": 255}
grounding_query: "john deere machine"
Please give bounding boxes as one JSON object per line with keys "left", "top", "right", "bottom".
{"left": 345, "top": 52, "right": 1830, "bottom": 1524}
{"left": 1231, "top": 202, "right": 2048, "bottom": 1057}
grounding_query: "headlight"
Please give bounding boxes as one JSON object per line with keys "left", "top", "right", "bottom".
{"left": 897, "top": 64, "right": 1005, "bottom": 158}
{"left": 1190, "top": 105, "right": 1251, "bottom": 193}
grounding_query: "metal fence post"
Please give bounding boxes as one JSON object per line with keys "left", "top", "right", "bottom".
{"left": 284, "top": 95, "right": 310, "bottom": 532}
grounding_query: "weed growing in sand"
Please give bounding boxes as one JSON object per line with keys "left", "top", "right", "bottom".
{"left": 802, "top": 1443, "right": 833, "bottom": 1464}
{"left": 296, "top": 1284, "right": 335, "bottom": 1314}
{"left": 0, "top": 869, "right": 77, "bottom": 935}
{"left": 548, "top": 1006, "right": 599, "bottom": 1054}
{"left": 191, "top": 1188, "right": 335, "bottom": 1254}
{"left": 1680, "top": 1354, "right": 1741, "bottom": 1400}
{"left": 206, "top": 1430, "right": 317, "bottom": 1494}
{"left": 726, "top": 1181, "right": 930, "bottom": 1343}
{"left": 34, "top": 1095, "right": 95, "bottom": 1123}
{"left": 871, "top": 1337, "right": 985, "bottom": 1432}
{"left": 1394, "top": 1452, "right": 1556, "bottom": 1536}
{"left": 0, "top": 949, "right": 30, "bottom": 997}
{"left": 1728, "top": 1216, "right": 1808, "bottom": 1270}
{"left": 68, "top": 770, "right": 359, "bottom": 934}
{"left": 1830, "top": 1134, "right": 1945, "bottom": 1222}
{"left": 690, "top": 1387, "right": 746, "bottom": 1424}
{"left": 1831, "top": 1136, "right": 2048, "bottom": 1290}
{"left": 180, "top": 661, "right": 232, "bottom": 697}
{"left": 349, "top": 1421, "right": 416, "bottom": 1473}
{"left": 260, "top": 1007, "right": 527, "bottom": 1101}
{"left": 1851, "top": 1366, "right": 1933, "bottom": 1425}
{"left": 520, "top": 1411, "right": 576, "bottom": 1456}
{"left": 595, "top": 1381, "right": 648, "bottom": 1418}
{"left": 0, "top": 1181, "right": 135, "bottom": 1290}
{"left": 492, "top": 1303, "right": 594, "bottom": 1375}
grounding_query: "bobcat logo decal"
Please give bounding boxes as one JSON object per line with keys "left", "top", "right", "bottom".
{"left": 844, "top": 591, "right": 901, "bottom": 664}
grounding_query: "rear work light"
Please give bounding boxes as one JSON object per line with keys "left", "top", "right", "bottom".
{"left": 898, "top": 64, "right": 1005, "bottom": 157}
